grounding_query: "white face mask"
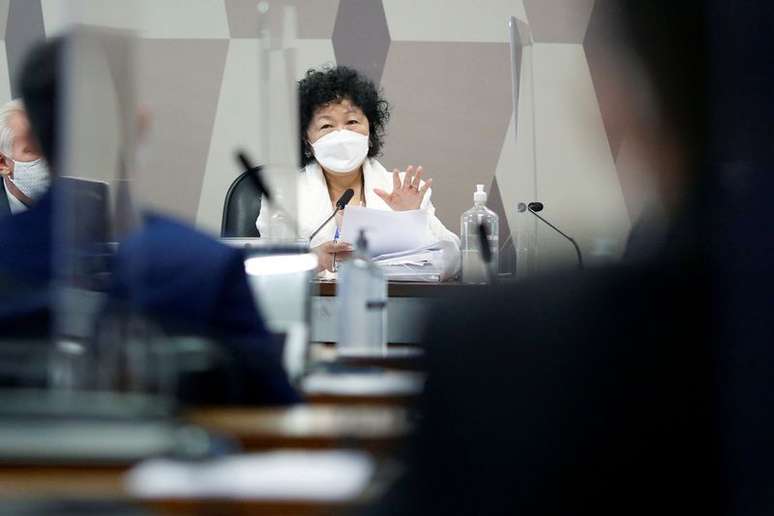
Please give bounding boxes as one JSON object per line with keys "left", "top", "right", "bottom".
{"left": 11, "top": 158, "right": 51, "bottom": 200}
{"left": 311, "top": 129, "right": 369, "bottom": 174}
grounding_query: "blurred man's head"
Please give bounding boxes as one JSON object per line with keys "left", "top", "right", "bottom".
{"left": 594, "top": 0, "right": 708, "bottom": 212}
{"left": 19, "top": 37, "right": 63, "bottom": 174}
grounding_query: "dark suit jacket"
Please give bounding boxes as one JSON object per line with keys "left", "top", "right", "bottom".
{"left": 0, "top": 188, "right": 298, "bottom": 405}
{"left": 0, "top": 179, "right": 10, "bottom": 217}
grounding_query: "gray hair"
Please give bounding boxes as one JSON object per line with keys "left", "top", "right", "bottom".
{"left": 0, "top": 99, "right": 25, "bottom": 157}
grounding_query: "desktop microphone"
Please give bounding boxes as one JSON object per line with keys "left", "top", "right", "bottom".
{"left": 518, "top": 202, "right": 584, "bottom": 270}
{"left": 235, "top": 150, "right": 299, "bottom": 234}
{"left": 237, "top": 151, "right": 272, "bottom": 202}
{"left": 308, "top": 188, "right": 355, "bottom": 242}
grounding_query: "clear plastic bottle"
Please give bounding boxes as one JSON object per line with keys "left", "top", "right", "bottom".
{"left": 336, "top": 230, "right": 388, "bottom": 354}
{"left": 460, "top": 184, "right": 499, "bottom": 283}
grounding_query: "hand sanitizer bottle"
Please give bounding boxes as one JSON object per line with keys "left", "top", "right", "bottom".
{"left": 461, "top": 184, "right": 499, "bottom": 283}
{"left": 336, "top": 230, "right": 388, "bottom": 354}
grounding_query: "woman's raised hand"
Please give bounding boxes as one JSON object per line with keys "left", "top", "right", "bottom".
{"left": 373, "top": 165, "right": 432, "bottom": 211}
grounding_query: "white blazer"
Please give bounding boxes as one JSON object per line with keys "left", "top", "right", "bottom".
{"left": 256, "top": 159, "right": 461, "bottom": 273}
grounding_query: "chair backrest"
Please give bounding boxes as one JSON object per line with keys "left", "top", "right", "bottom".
{"left": 221, "top": 168, "right": 262, "bottom": 237}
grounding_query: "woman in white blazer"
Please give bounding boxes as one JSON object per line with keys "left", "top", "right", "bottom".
{"left": 257, "top": 66, "right": 460, "bottom": 275}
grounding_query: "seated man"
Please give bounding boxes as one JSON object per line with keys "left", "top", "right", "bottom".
{"left": 0, "top": 99, "right": 50, "bottom": 216}
{"left": 0, "top": 36, "right": 298, "bottom": 405}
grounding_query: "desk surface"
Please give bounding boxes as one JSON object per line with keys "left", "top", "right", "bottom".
{"left": 0, "top": 404, "right": 407, "bottom": 514}
{"left": 315, "top": 280, "right": 484, "bottom": 297}
{"left": 186, "top": 404, "right": 410, "bottom": 453}
{"left": 0, "top": 464, "right": 393, "bottom": 516}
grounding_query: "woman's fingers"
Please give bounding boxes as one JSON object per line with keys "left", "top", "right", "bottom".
{"left": 403, "top": 165, "right": 415, "bottom": 190}
{"left": 312, "top": 241, "right": 352, "bottom": 272}
{"left": 412, "top": 166, "right": 423, "bottom": 188}
{"left": 418, "top": 177, "right": 432, "bottom": 197}
{"left": 373, "top": 188, "right": 389, "bottom": 202}
{"left": 332, "top": 242, "right": 353, "bottom": 253}
{"left": 317, "top": 240, "right": 352, "bottom": 254}
{"left": 392, "top": 169, "right": 401, "bottom": 191}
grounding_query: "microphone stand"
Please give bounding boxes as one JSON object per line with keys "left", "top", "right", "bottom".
{"left": 236, "top": 150, "right": 299, "bottom": 237}
{"left": 308, "top": 207, "right": 341, "bottom": 243}
{"left": 527, "top": 206, "right": 584, "bottom": 270}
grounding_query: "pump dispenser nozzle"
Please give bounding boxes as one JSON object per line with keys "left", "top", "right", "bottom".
{"left": 355, "top": 229, "right": 370, "bottom": 258}
{"left": 474, "top": 184, "right": 487, "bottom": 204}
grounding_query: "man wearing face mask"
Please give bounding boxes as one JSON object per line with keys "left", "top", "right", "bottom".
{"left": 256, "top": 66, "right": 460, "bottom": 274}
{"left": 0, "top": 99, "right": 51, "bottom": 215}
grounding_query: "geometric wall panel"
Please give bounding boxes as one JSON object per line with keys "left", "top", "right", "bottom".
{"left": 530, "top": 43, "right": 630, "bottom": 269}
{"left": 333, "top": 0, "right": 390, "bottom": 83}
{"left": 41, "top": 0, "right": 230, "bottom": 39}
{"left": 0, "top": 1, "right": 10, "bottom": 40}
{"left": 226, "top": 0, "right": 340, "bottom": 39}
{"left": 523, "top": 0, "right": 595, "bottom": 43}
{"left": 6, "top": 0, "right": 44, "bottom": 97}
{"left": 380, "top": 42, "right": 512, "bottom": 231}
{"left": 0, "top": 42, "right": 12, "bottom": 106}
{"left": 133, "top": 39, "right": 229, "bottom": 222}
{"left": 383, "top": 0, "right": 528, "bottom": 43}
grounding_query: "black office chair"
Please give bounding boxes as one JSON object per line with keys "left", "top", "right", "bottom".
{"left": 221, "top": 168, "right": 262, "bottom": 237}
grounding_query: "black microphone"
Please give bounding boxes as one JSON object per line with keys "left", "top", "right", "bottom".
{"left": 308, "top": 188, "right": 355, "bottom": 242}
{"left": 518, "top": 201, "right": 584, "bottom": 270}
{"left": 235, "top": 149, "right": 299, "bottom": 235}
{"left": 237, "top": 151, "right": 271, "bottom": 202}
{"left": 336, "top": 188, "right": 355, "bottom": 210}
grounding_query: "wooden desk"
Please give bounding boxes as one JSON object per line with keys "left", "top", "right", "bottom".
{"left": 315, "top": 280, "right": 480, "bottom": 298}
{"left": 186, "top": 405, "right": 411, "bottom": 455}
{"left": 0, "top": 406, "right": 405, "bottom": 514}
{"left": 0, "top": 464, "right": 394, "bottom": 516}
{"left": 311, "top": 281, "right": 483, "bottom": 344}
{"left": 308, "top": 343, "right": 425, "bottom": 371}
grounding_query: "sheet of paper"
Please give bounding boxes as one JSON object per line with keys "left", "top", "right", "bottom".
{"left": 372, "top": 243, "right": 443, "bottom": 262}
{"left": 302, "top": 371, "right": 426, "bottom": 397}
{"left": 126, "top": 450, "right": 374, "bottom": 500}
{"left": 339, "top": 206, "right": 436, "bottom": 256}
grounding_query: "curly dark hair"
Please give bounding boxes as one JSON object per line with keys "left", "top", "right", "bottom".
{"left": 298, "top": 65, "right": 390, "bottom": 166}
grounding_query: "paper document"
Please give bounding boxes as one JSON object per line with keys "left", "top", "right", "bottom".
{"left": 340, "top": 206, "right": 436, "bottom": 256}
{"left": 126, "top": 450, "right": 374, "bottom": 500}
{"left": 372, "top": 243, "right": 446, "bottom": 282}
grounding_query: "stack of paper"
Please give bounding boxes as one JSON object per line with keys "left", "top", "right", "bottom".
{"left": 372, "top": 244, "right": 445, "bottom": 282}
{"left": 126, "top": 450, "right": 374, "bottom": 500}
{"left": 340, "top": 206, "right": 436, "bottom": 256}
{"left": 340, "top": 207, "right": 445, "bottom": 281}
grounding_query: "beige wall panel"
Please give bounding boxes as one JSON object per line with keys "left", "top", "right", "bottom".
{"left": 531, "top": 43, "right": 629, "bottom": 270}
{"left": 383, "top": 0, "right": 527, "bottom": 42}
{"left": 41, "top": 0, "right": 230, "bottom": 39}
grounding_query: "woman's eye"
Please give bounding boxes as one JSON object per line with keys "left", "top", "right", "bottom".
{"left": 320, "top": 124, "right": 333, "bottom": 130}
{"left": 347, "top": 120, "right": 359, "bottom": 125}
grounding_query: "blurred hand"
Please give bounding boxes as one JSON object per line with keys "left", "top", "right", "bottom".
{"left": 374, "top": 165, "right": 432, "bottom": 211}
{"left": 313, "top": 240, "right": 353, "bottom": 272}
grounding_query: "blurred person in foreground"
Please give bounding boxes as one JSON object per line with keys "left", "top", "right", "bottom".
{"left": 0, "top": 99, "right": 50, "bottom": 216}
{"left": 373, "top": 1, "right": 774, "bottom": 515}
{"left": 0, "top": 36, "right": 298, "bottom": 405}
